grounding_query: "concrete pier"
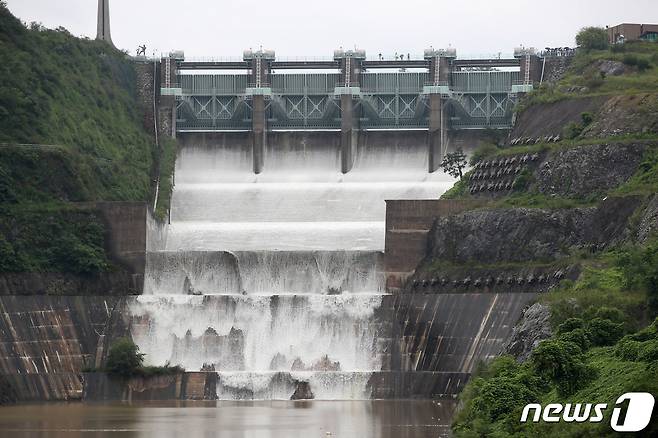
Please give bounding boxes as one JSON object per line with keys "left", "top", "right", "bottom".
{"left": 335, "top": 50, "right": 365, "bottom": 173}
{"left": 252, "top": 95, "right": 266, "bottom": 174}
{"left": 428, "top": 93, "right": 445, "bottom": 172}
{"left": 245, "top": 50, "right": 274, "bottom": 174}
{"left": 340, "top": 94, "right": 358, "bottom": 173}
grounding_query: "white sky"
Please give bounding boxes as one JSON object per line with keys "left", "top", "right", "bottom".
{"left": 6, "top": 0, "right": 658, "bottom": 59}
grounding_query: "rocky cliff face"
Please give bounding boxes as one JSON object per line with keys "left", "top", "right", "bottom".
{"left": 467, "top": 142, "right": 650, "bottom": 199}
{"left": 510, "top": 93, "right": 658, "bottom": 141}
{"left": 402, "top": 93, "right": 655, "bottom": 373}
{"left": 583, "top": 93, "right": 658, "bottom": 138}
{"left": 503, "top": 302, "right": 552, "bottom": 362}
{"left": 536, "top": 142, "right": 646, "bottom": 198}
{"left": 638, "top": 195, "right": 658, "bottom": 243}
{"left": 428, "top": 197, "right": 639, "bottom": 265}
{"left": 510, "top": 96, "right": 607, "bottom": 140}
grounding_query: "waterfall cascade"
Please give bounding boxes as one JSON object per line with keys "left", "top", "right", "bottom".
{"left": 130, "top": 138, "right": 454, "bottom": 400}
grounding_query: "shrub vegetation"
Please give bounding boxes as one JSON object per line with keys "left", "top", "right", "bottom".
{"left": 104, "top": 338, "right": 183, "bottom": 379}
{"left": 0, "top": 4, "right": 175, "bottom": 272}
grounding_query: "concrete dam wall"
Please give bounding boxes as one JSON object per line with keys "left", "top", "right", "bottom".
{"left": 0, "top": 296, "right": 127, "bottom": 401}
{"left": 1, "top": 132, "right": 541, "bottom": 401}
{"left": 380, "top": 200, "right": 538, "bottom": 396}
{"left": 0, "top": 202, "right": 144, "bottom": 402}
{"left": 128, "top": 130, "right": 460, "bottom": 400}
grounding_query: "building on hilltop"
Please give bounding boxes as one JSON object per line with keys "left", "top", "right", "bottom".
{"left": 607, "top": 23, "right": 658, "bottom": 44}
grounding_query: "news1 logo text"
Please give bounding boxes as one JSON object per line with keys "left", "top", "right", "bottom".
{"left": 520, "top": 392, "right": 655, "bottom": 432}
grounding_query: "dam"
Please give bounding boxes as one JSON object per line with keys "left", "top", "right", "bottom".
{"left": 130, "top": 132, "right": 455, "bottom": 399}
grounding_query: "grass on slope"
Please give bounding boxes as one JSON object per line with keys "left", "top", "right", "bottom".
{"left": 0, "top": 3, "right": 176, "bottom": 273}
{"left": 521, "top": 41, "right": 658, "bottom": 108}
{"left": 0, "top": 3, "right": 155, "bottom": 203}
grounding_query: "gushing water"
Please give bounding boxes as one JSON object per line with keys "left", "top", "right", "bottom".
{"left": 130, "top": 136, "right": 453, "bottom": 400}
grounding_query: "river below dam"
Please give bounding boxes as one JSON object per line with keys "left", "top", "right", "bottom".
{"left": 0, "top": 400, "right": 456, "bottom": 438}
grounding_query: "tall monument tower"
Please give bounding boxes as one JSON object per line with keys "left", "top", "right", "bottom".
{"left": 96, "top": 0, "right": 114, "bottom": 46}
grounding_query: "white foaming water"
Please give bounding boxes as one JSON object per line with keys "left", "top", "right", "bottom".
{"left": 168, "top": 141, "right": 454, "bottom": 251}
{"left": 129, "top": 295, "right": 386, "bottom": 399}
{"left": 144, "top": 251, "right": 384, "bottom": 295}
{"left": 165, "top": 221, "right": 385, "bottom": 251}
{"left": 133, "top": 137, "right": 454, "bottom": 400}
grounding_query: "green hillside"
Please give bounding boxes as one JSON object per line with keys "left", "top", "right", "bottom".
{"left": 0, "top": 2, "right": 165, "bottom": 273}
{"left": 451, "top": 32, "right": 658, "bottom": 437}
{"left": 0, "top": 3, "right": 155, "bottom": 202}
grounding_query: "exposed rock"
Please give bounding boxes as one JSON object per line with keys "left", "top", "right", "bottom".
{"left": 183, "top": 277, "right": 202, "bottom": 295}
{"left": 638, "top": 195, "right": 658, "bottom": 243}
{"left": 510, "top": 96, "right": 608, "bottom": 140}
{"left": 511, "top": 94, "right": 658, "bottom": 142}
{"left": 542, "top": 57, "right": 573, "bottom": 83}
{"left": 269, "top": 353, "right": 288, "bottom": 370}
{"left": 536, "top": 143, "right": 646, "bottom": 198}
{"left": 504, "top": 303, "right": 552, "bottom": 362}
{"left": 290, "top": 381, "right": 314, "bottom": 400}
{"left": 291, "top": 358, "right": 305, "bottom": 371}
{"left": 583, "top": 94, "right": 658, "bottom": 138}
{"left": 597, "top": 60, "right": 626, "bottom": 76}
{"left": 428, "top": 197, "right": 640, "bottom": 264}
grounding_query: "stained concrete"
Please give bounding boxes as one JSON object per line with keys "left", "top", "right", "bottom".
{"left": 384, "top": 200, "right": 485, "bottom": 292}
{"left": 0, "top": 296, "right": 127, "bottom": 401}
{"left": 381, "top": 199, "right": 544, "bottom": 397}
{"left": 83, "top": 372, "right": 218, "bottom": 401}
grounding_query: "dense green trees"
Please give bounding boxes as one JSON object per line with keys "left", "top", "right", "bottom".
{"left": 453, "top": 250, "right": 658, "bottom": 437}
{"left": 0, "top": 4, "right": 155, "bottom": 202}
{"left": 104, "top": 338, "right": 183, "bottom": 379}
{"left": 576, "top": 27, "right": 609, "bottom": 51}
{"left": 0, "top": 207, "right": 110, "bottom": 273}
{"left": 0, "top": 4, "right": 167, "bottom": 273}
{"left": 105, "top": 338, "right": 145, "bottom": 379}
{"left": 617, "top": 241, "right": 658, "bottom": 317}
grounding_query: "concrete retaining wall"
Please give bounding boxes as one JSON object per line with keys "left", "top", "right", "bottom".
{"left": 83, "top": 372, "right": 218, "bottom": 401}
{"left": 381, "top": 199, "right": 537, "bottom": 397}
{"left": 0, "top": 296, "right": 128, "bottom": 401}
{"left": 384, "top": 200, "right": 484, "bottom": 292}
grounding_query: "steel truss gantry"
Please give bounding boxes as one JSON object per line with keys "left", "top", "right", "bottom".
{"left": 176, "top": 70, "right": 521, "bottom": 131}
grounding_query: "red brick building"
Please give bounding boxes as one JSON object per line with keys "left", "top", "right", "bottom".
{"left": 607, "top": 23, "right": 658, "bottom": 44}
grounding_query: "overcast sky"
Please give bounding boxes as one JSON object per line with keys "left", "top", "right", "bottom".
{"left": 6, "top": 0, "right": 658, "bottom": 59}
